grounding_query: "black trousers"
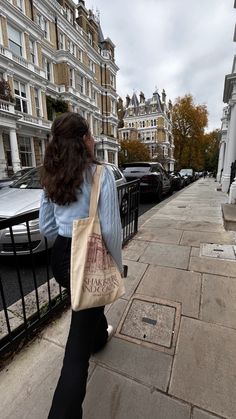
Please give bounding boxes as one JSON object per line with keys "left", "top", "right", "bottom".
{"left": 48, "top": 235, "right": 108, "bottom": 419}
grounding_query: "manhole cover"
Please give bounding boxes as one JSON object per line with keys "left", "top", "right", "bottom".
{"left": 200, "top": 244, "right": 236, "bottom": 261}
{"left": 116, "top": 295, "right": 181, "bottom": 354}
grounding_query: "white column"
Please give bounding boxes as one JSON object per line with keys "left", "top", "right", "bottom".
{"left": 114, "top": 151, "right": 118, "bottom": 166}
{"left": 0, "top": 132, "right": 7, "bottom": 178}
{"left": 104, "top": 148, "right": 108, "bottom": 162}
{"left": 221, "top": 83, "right": 236, "bottom": 192}
{"left": 10, "top": 129, "right": 21, "bottom": 172}
{"left": 216, "top": 141, "right": 225, "bottom": 182}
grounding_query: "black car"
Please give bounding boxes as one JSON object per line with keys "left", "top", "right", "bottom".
{"left": 179, "top": 168, "right": 195, "bottom": 183}
{"left": 122, "top": 162, "right": 172, "bottom": 201}
{"left": 168, "top": 171, "right": 185, "bottom": 190}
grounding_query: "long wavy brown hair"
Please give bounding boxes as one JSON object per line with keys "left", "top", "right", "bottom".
{"left": 41, "top": 112, "right": 94, "bottom": 205}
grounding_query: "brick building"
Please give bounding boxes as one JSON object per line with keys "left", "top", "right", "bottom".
{"left": 118, "top": 89, "right": 175, "bottom": 171}
{"left": 0, "top": 0, "right": 119, "bottom": 178}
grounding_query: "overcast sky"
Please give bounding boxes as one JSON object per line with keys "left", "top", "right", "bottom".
{"left": 85, "top": 0, "right": 235, "bottom": 131}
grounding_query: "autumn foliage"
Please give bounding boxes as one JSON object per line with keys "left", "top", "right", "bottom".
{"left": 173, "top": 94, "right": 209, "bottom": 170}
{"left": 118, "top": 139, "right": 150, "bottom": 166}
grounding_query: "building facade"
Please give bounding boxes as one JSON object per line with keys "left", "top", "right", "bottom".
{"left": 118, "top": 89, "right": 175, "bottom": 171}
{"left": 0, "top": 0, "right": 119, "bottom": 178}
{"left": 217, "top": 1, "right": 236, "bottom": 193}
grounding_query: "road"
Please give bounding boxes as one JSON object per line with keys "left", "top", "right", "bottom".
{"left": 0, "top": 199, "right": 161, "bottom": 310}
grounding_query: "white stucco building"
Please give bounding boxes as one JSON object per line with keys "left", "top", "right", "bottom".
{"left": 217, "top": 2, "right": 236, "bottom": 194}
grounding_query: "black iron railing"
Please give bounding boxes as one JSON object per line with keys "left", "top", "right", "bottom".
{"left": 0, "top": 180, "right": 139, "bottom": 355}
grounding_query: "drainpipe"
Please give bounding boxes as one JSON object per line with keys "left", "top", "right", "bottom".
{"left": 29, "top": 0, "right": 34, "bottom": 21}
{"left": 55, "top": 16, "right": 59, "bottom": 50}
{"left": 104, "top": 63, "right": 108, "bottom": 135}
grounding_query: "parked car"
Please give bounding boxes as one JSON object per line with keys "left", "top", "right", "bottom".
{"left": 122, "top": 162, "right": 172, "bottom": 201}
{"left": 0, "top": 163, "right": 126, "bottom": 256}
{"left": 0, "top": 167, "right": 33, "bottom": 189}
{"left": 168, "top": 171, "right": 185, "bottom": 190}
{"left": 179, "top": 168, "right": 195, "bottom": 183}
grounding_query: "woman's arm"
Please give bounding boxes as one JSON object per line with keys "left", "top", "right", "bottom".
{"left": 39, "top": 190, "right": 58, "bottom": 240}
{"left": 98, "top": 165, "right": 123, "bottom": 273}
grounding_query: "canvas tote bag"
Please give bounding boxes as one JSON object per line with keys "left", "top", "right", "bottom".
{"left": 70, "top": 165, "right": 125, "bottom": 311}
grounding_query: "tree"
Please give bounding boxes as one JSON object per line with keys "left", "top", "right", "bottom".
{"left": 0, "top": 80, "right": 14, "bottom": 102}
{"left": 118, "top": 139, "right": 150, "bottom": 166}
{"left": 202, "top": 130, "right": 220, "bottom": 174}
{"left": 172, "top": 94, "right": 208, "bottom": 170}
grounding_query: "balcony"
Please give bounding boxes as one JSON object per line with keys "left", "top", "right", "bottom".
{"left": 16, "top": 112, "right": 51, "bottom": 129}
{"left": 0, "top": 45, "right": 46, "bottom": 78}
{"left": 0, "top": 99, "right": 15, "bottom": 114}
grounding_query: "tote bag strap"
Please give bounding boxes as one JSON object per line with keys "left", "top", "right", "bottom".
{"left": 89, "top": 165, "right": 103, "bottom": 218}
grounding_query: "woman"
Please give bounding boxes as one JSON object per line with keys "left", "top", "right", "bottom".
{"left": 39, "top": 112, "right": 123, "bottom": 419}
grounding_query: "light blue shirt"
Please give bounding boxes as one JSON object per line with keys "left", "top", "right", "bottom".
{"left": 39, "top": 164, "right": 123, "bottom": 273}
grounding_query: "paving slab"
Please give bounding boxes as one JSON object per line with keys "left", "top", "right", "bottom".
{"left": 0, "top": 338, "right": 63, "bottom": 419}
{"left": 137, "top": 265, "right": 201, "bottom": 318}
{"left": 105, "top": 298, "right": 128, "bottom": 330}
{"left": 122, "top": 239, "right": 149, "bottom": 261}
{"left": 121, "top": 259, "right": 148, "bottom": 299}
{"left": 136, "top": 227, "right": 183, "bottom": 244}
{"left": 139, "top": 242, "right": 191, "bottom": 269}
{"left": 92, "top": 337, "right": 172, "bottom": 391}
{"left": 193, "top": 407, "right": 225, "bottom": 419}
{"left": 169, "top": 317, "right": 236, "bottom": 418}
{"left": 84, "top": 366, "right": 191, "bottom": 419}
{"left": 189, "top": 255, "right": 236, "bottom": 277}
{"left": 42, "top": 308, "right": 71, "bottom": 347}
{"left": 180, "top": 230, "right": 235, "bottom": 246}
{"left": 201, "top": 274, "right": 236, "bottom": 329}
{"left": 144, "top": 218, "right": 224, "bottom": 233}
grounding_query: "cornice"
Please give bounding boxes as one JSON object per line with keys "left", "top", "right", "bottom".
{"left": 223, "top": 73, "right": 236, "bottom": 103}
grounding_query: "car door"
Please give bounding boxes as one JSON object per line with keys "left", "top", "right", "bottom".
{"left": 160, "top": 167, "right": 171, "bottom": 193}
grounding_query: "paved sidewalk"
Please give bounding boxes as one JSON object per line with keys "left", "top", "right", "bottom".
{"left": 1, "top": 178, "right": 236, "bottom": 419}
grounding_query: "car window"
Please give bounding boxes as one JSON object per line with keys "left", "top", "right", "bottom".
{"left": 123, "top": 166, "right": 151, "bottom": 173}
{"left": 110, "top": 165, "right": 123, "bottom": 180}
{"left": 150, "top": 166, "right": 161, "bottom": 174}
{"left": 11, "top": 168, "right": 41, "bottom": 189}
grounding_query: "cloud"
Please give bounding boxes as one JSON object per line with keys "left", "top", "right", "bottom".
{"left": 86, "top": 0, "right": 235, "bottom": 130}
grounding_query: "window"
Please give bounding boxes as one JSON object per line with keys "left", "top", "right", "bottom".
{"left": 142, "top": 121, "right": 145, "bottom": 127}
{"left": 8, "top": 25, "right": 22, "bottom": 56}
{"left": 14, "top": 81, "right": 28, "bottom": 113}
{"left": 34, "top": 88, "right": 40, "bottom": 117}
{"left": 67, "top": 39, "right": 76, "bottom": 56}
{"left": 16, "top": 0, "right": 24, "bottom": 11}
{"left": 75, "top": 73, "right": 84, "bottom": 94}
{"left": 78, "top": 49, "right": 83, "bottom": 62}
{"left": 59, "top": 33, "right": 64, "bottom": 49}
{"left": 69, "top": 69, "right": 74, "bottom": 87}
{"left": 29, "top": 38, "right": 36, "bottom": 64}
{"left": 65, "top": 5, "right": 74, "bottom": 24}
{"left": 3, "top": 133, "right": 12, "bottom": 167}
{"left": 86, "top": 80, "right": 90, "bottom": 97}
{"left": 43, "top": 57, "right": 52, "bottom": 81}
{"left": 88, "top": 32, "right": 93, "bottom": 45}
{"left": 37, "top": 14, "right": 48, "bottom": 39}
{"left": 110, "top": 74, "right": 115, "bottom": 88}
{"left": 89, "top": 59, "right": 95, "bottom": 73}
{"left": 18, "top": 137, "right": 32, "bottom": 166}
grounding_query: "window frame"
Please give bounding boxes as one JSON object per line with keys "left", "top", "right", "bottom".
{"left": 18, "top": 136, "right": 33, "bottom": 167}
{"left": 14, "top": 80, "right": 28, "bottom": 114}
{"left": 8, "top": 24, "right": 22, "bottom": 57}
